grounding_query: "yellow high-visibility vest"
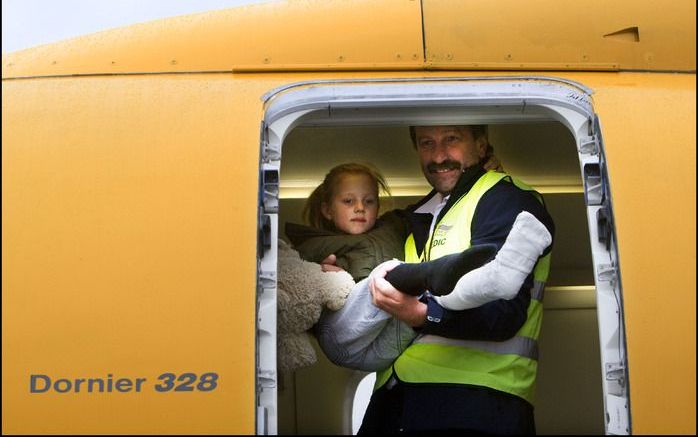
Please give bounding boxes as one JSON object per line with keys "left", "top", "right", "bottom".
{"left": 375, "top": 171, "right": 551, "bottom": 404}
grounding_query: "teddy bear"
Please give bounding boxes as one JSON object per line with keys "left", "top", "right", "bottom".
{"left": 276, "top": 239, "right": 356, "bottom": 373}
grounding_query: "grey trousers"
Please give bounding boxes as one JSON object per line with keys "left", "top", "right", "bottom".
{"left": 314, "top": 278, "right": 417, "bottom": 372}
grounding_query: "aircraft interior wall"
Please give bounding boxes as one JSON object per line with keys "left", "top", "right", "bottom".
{"left": 275, "top": 122, "right": 604, "bottom": 435}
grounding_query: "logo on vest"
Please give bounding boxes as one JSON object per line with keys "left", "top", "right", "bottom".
{"left": 431, "top": 238, "right": 446, "bottom": 247}
{"left": 431, "top": 223, "right": 452, "bottom": 248}
{"left": 434, "top": 223, "right": 452, "bottom": 236}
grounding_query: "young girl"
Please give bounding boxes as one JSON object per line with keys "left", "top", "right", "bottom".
{"left": 284, "top": 162, "right": 552, "bottom": 371}
{"left": 285, "top": 163, "right": 411, "bottom": 281}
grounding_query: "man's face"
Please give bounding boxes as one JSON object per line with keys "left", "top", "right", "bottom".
{"left": 414, "top": 126, "right": 488, "bottom": 195}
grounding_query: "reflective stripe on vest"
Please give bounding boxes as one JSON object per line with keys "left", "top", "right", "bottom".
{"left": 414, "top": 334, "right": 539, "bottom": 360}
{"left": 374, "top": 171, "right": 551, "bottom": 404}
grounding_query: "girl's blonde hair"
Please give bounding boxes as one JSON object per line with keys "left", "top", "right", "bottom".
{"left": 303, "top": 162, "right": 390, "bottom": 231}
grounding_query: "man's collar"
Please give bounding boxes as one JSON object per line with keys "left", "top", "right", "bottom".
{"left": 430, "top": 165, "right": 486, "bottom": 225}
{"left": 452, "top": 164, "right": 487, "bottom": 197}
{"left": 414, "top": 192, "right": 447, "bottom": 214}
{"left": 408, "top": 164, "right": 487, "bottom": 214}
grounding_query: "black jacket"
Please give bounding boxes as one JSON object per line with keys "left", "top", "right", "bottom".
{"left": 410, "top": 165, "right": 555, "bottom": 341}
{"left": 360, "top": 165, "right": 555, "bottom": 435}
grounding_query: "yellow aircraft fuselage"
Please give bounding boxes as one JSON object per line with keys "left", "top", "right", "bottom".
{"left": 2, "top": 0, "right": 695, "bottom": 434}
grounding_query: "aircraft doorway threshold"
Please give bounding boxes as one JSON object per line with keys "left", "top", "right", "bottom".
{"left": 256, "top": 77, "right": 631, "bottom": 435}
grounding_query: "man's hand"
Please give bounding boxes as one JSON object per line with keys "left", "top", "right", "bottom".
{"left": 320, "top": 254, "right": 345, "bottom": 272}
{"left": 368, "top": 260, "right": 427, "bottom": 328}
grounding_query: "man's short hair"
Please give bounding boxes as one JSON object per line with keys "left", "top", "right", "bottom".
{"left": 409, "top": 125, "right": 489, "bottom": 148}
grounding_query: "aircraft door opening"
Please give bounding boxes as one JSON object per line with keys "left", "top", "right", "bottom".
{"left": 257, "top": 77, "right": 630, "bottom": 435}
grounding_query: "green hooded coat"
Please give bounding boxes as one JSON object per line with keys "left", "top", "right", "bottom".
{"left": 285, "top": 209, "right": 410, "bottom": 281}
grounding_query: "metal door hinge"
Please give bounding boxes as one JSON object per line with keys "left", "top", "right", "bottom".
{"left": 579, "top": 135, "right": 599, "bottom": 155}
{"left": 605, "top": 361, "right": 625, "bottom": 382}
{"left": 262, "top": 168, "right": 279, "bottom": 213}
{"left": 583, "top": 162, "right": 604, "bottom": 205}
{"left": 258, "top": 210, "right": 272, "bottom": 257}
{"left": 258, "top": 369, "right": 277, "bottom": 388}
{"left": 261, "top": 124, "right": 281, "bottom": 162}
{"left": 258, "top": 271, "right": 276, "bottom": 290}
{"left": 596, "top": 205, "right": 615, "bottom": 251}
{"left": 597, "top": 263, "right": 617, "bottom": 286}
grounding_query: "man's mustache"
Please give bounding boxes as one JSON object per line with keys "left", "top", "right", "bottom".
{"left": 427, "top": 160, "right": 462, "bottom": 173}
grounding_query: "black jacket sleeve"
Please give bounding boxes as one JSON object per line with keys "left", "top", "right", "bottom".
{"left": 419, "top": 180, "right": 555, "bottom": 340}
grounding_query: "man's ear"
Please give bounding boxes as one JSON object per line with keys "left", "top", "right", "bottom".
{"left": 321, "top": 203, "right": 332, "bottom": 220}
{"left": 476, "top": 136, "right": 489, "bottom": 158}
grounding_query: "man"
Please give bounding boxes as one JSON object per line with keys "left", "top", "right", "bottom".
{"left": 358, "top": 125, "right": 555, "bottom": 434}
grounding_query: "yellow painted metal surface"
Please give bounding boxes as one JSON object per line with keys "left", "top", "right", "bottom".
{"left": 1, "top": 0, "right": 424, "bottom": 78}
{"left": 422, "top": 0, "right": 696, "bottom": 72}
{"left": 3, "top": 69, "right": 695, "bottom": 435}
{"left": 1, "top": 74, "right": 275, "bottom": 434}
{"left": 5, "top": 0, "right": 696, "bottom": 80}
{"left": 585, "top": 73, "right": 696, "bottom": 434}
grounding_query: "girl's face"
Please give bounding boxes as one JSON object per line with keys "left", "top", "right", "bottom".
{"left": 321, "top": 173, "right": 379, "bottom": 235}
